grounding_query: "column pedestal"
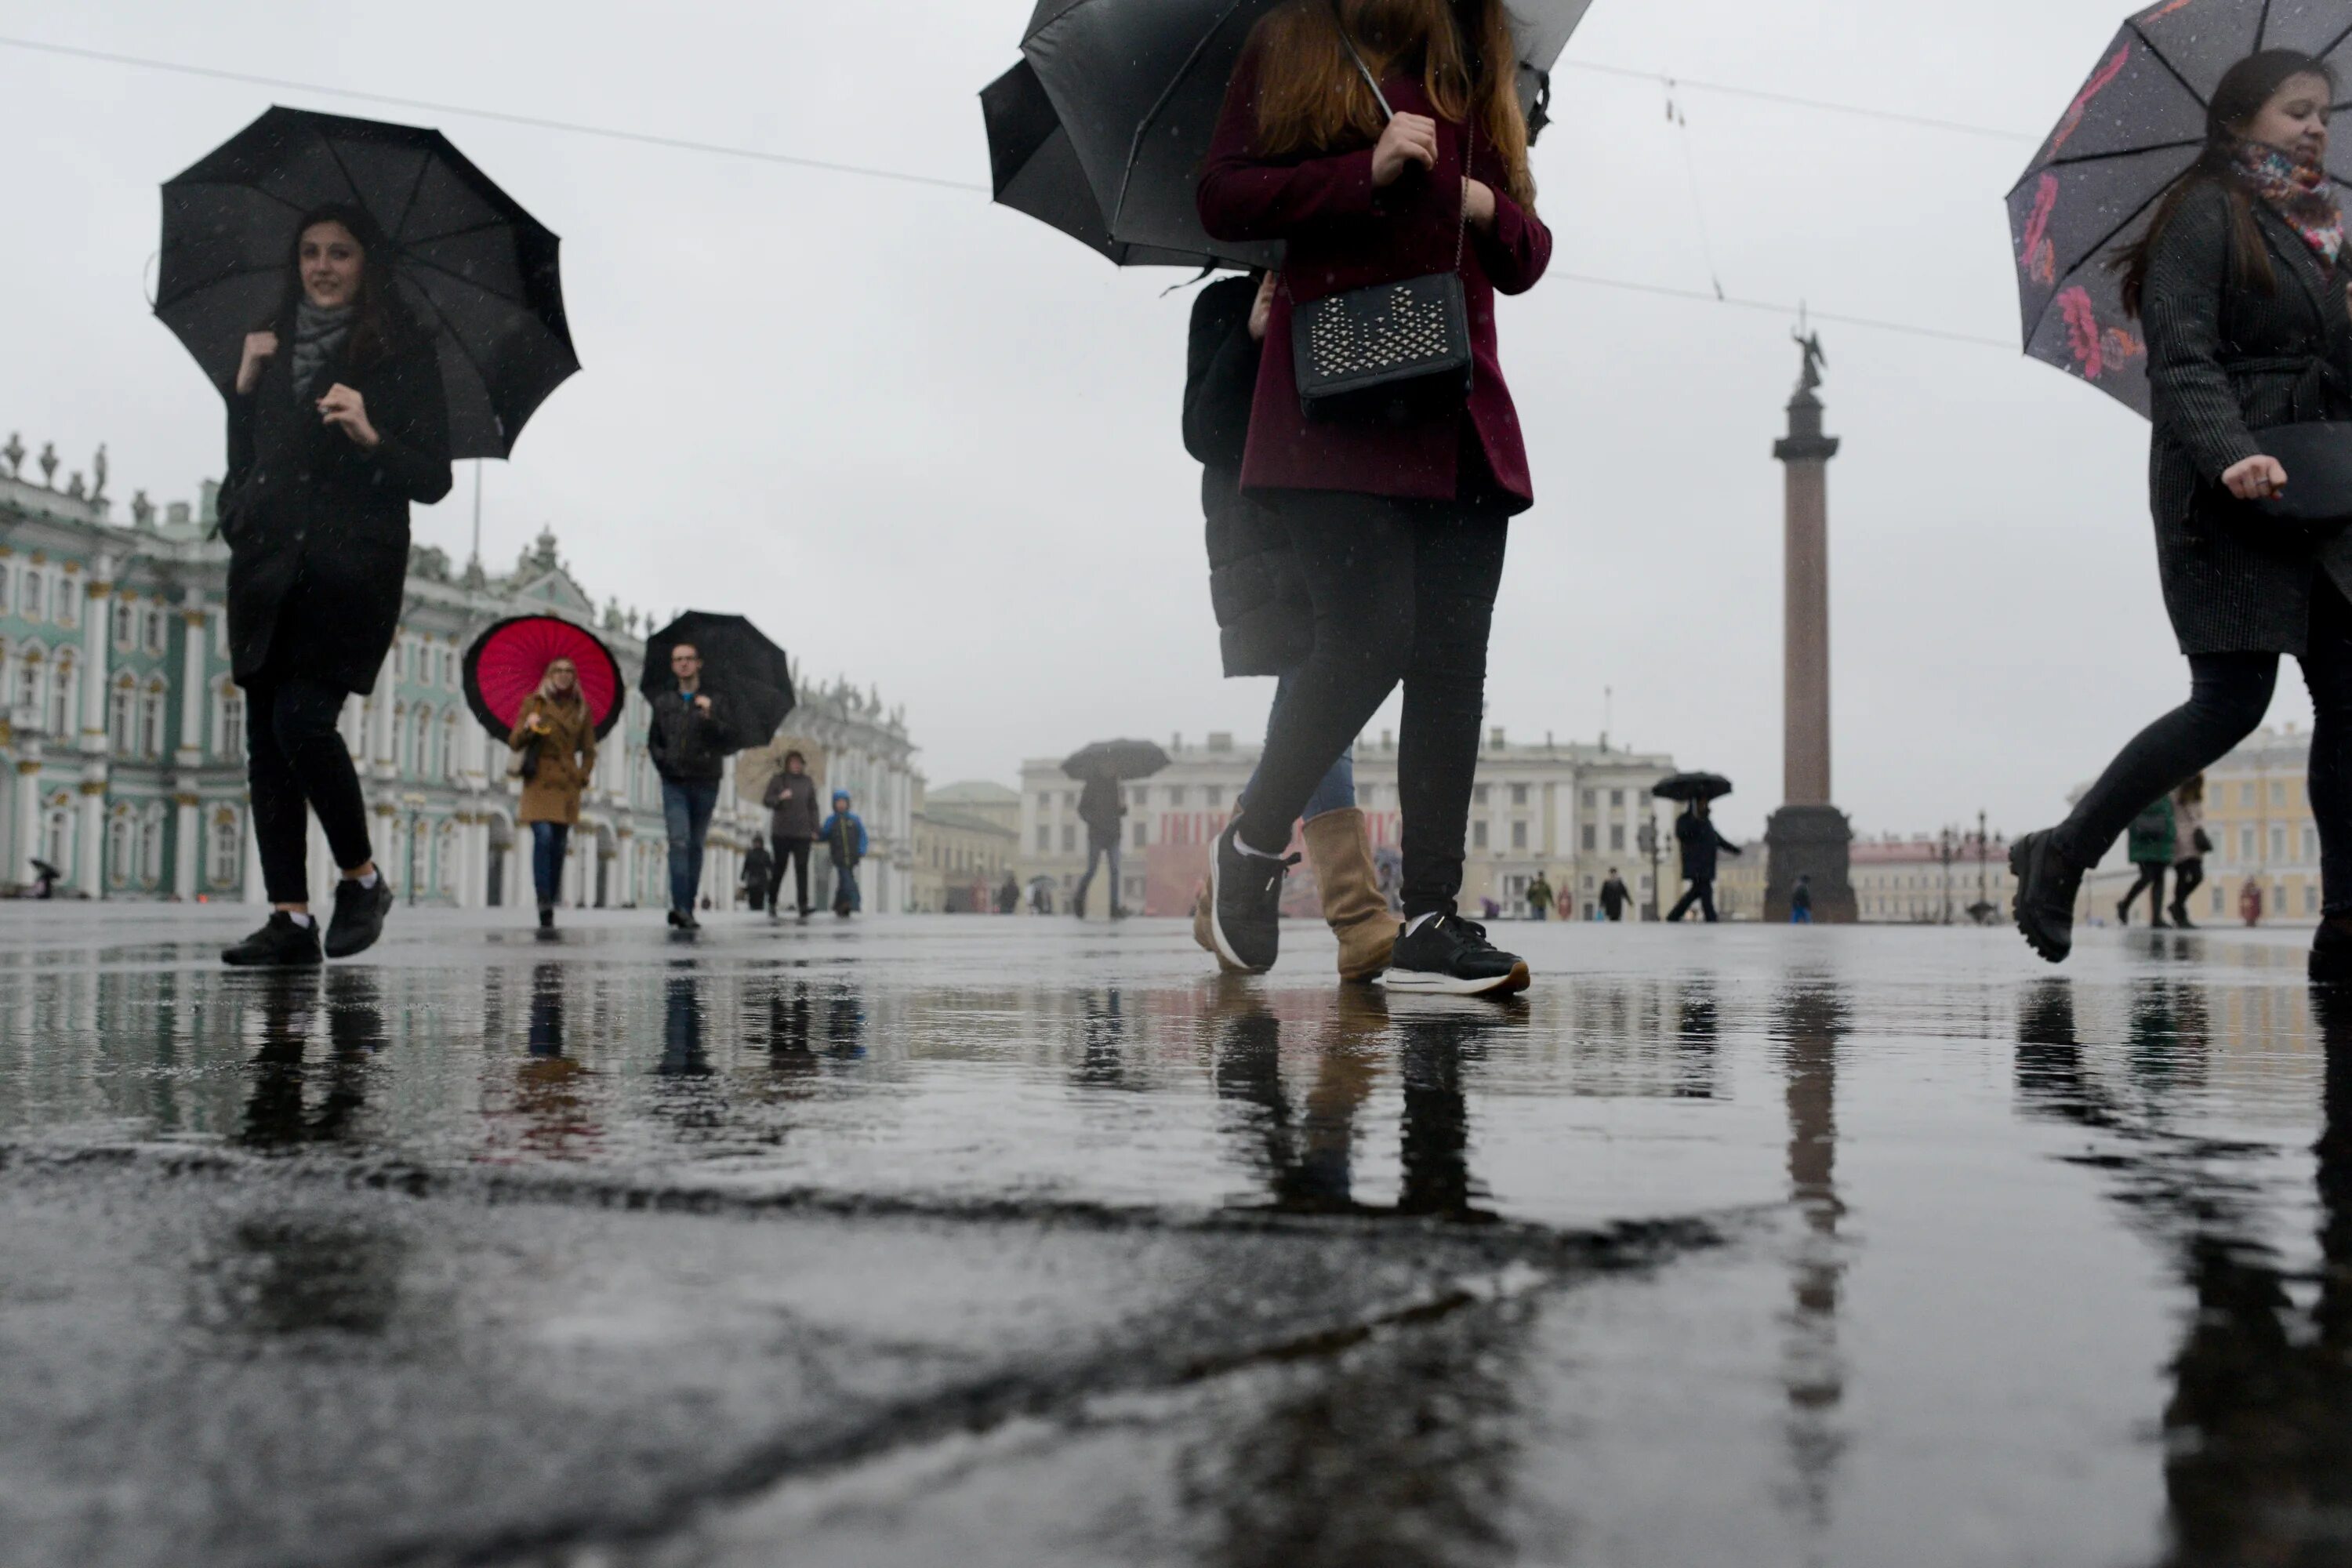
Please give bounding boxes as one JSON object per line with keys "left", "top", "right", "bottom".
{"left": 1764, "top": 805, "right": 1857, "bottom": 924}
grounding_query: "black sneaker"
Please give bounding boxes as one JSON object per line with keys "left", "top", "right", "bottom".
{"left": 539, "top": 905, "right": 556, "bottom": 931}
{"left": 1384, "top": 915, "right": 1530, "bottom": 996}
{"left": 323, "top": 877, "right": 393, "bottom": 960}
{"left": 2011, "top": 829, "right": 2084, "bottom": 965}
{"left": 667, "top": 908, "right": 684, "bottom": 928}
{"left": 222, "top": 912, "right": 324, "bottom": 968}
{"left": 1208, "top": 822, "right": 1296, "bottom": 975}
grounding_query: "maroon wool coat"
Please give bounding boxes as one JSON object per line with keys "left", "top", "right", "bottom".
{"left": 1196, "top": 53, "right": 1552, "bottom": 510}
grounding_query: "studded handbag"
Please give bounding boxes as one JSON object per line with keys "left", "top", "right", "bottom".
{"left": 1288, "top": 20, "right": 1475, "bottom": 420}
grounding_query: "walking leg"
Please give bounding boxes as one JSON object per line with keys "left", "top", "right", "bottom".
{"left": 1394, "top": 513, "right": 1510, "bottom": 920}
{"left": 2056, "top": 655, "right": 2278, "bottom": 867}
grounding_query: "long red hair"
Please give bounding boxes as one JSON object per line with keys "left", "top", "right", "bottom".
{"left": 1248, "top": 0, "right": 1535, "bottom": 210}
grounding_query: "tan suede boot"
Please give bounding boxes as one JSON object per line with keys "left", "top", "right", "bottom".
{"left": 1305, "top": 808, "right": 1397, "bottom": 982}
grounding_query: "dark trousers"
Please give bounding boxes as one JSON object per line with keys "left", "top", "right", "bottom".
{"left": 768, "top": 837, "right": 813, "bottom": 913}
{"left": 245, "top": 670, "right": 372, "bottom": 906}
{"left": 1668, "top": 880, "right": 1719, "bottom": 922}
{"left": 1074, "top": 836, "right": 1123, "bottom": 914}
{"left": 531, "top": 822, "right": 569, "bottom": 908}
{"left": 2120, "top": 862, "right": 2168, "bottom": 924}
{"left": 662, "top": 780, "right": 720, "bottom": 913}
{"left": 2056, "top": 582, "right": 2352, "bottom": 915}
{"left": 2174, "top": 858, "right": 2206, "bottom": 915}
{"left": 1233, "top": 491, "right": 1508, "bottom": 920}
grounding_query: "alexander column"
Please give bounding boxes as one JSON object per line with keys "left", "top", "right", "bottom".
{"left": 1764, "top": 332, "right": 1857, "bottom": 923}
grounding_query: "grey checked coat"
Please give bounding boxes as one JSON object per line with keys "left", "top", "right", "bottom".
{"left": 2144, "top": 180, "right": 2352, "bottom": 657}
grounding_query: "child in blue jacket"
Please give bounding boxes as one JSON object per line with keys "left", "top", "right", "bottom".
{"left": 820, "top": 790, "right": 867, "bottom": 916}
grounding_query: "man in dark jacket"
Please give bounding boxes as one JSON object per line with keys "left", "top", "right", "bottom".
{"left": 741, "top": 835, "right": 773, "bottom": 913}
{"left": 1073, "top": 768, "right": 1127, "bottom": 920}
{"left": 762, "top": 749, "right": 822, "bottom": 918}
{"left": 1599, "top": 869, "right": 1632, "bottom": 922}
{"left": 1668, "top": 800, "right": 1741, "bottom": 924}
{"left": 648, "top": 642, "right": 736, "bottom": 930}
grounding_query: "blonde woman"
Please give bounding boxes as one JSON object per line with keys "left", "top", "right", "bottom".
{"left": 510, "top": 657, "right": 597, "bottom": 929}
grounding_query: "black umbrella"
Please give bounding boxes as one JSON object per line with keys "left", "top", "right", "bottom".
{"left": 640, "top": 612, "right": 796, "bottom": 757}
{"left": 1063, "top": 739, "right": 1172, "bottom": 780}
{"left": 1005, "top": 0, "right": 1594, "bottom": 267}
{"left": 983, "top": 59, "right": 1265, "bottom": 269}
{"left": 2008, "top": 9, "right": 2352, "bottom": 417}
{"left": 157, "top": 105, "right": 579, "bottom": 459}
{"left": 1653, "top": 772, "right": 1733, "bottom": 804}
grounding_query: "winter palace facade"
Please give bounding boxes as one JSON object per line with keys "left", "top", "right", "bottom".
{"left": 0, "top": 445, "right": 916, "bottom": 911}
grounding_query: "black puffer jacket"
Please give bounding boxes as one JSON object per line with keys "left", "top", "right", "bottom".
{"left": 1186, "top": 274, "right": 1311, "bottom": 679}
{"left": 220, "top": 327, "right": 452, "bottom": 693}
{"left": 648, "top": 690, "right": 737, "bottom": 784}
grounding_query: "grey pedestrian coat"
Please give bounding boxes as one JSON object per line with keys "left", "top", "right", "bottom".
{"left": 2143, "top": 180, "right": 2352, "bottom": 657}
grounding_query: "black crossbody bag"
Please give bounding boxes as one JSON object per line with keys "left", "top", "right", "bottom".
{"left": 1288, "top": 21, "right": 1475, "bottom": 420}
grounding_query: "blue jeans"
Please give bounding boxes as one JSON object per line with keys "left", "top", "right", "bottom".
{"left": 1074, "top": 837, "right": 1122, "bottom": 913}
{"left": 1791, "top": 906, "right": 1813, "bottom": 924}
{"left": 833, "top": 862, "right": 862, "bottom": 913}
{"left": 662, "top": 780, "right": 720, "bottom": 913}
{"left": 530, "top": 822, "right": 569, "bottom": 908}
{"left": 1240, "top": 669, "right": 1356, "bottom": 826}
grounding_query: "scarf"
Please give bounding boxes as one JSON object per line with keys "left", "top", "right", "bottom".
{"left": 289, "top": 299, "right": 355, "bottom": 401}
{"left": 2231, "top": 139, "right": 2347, "bottom": 268}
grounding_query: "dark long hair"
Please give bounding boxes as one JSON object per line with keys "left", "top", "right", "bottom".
{"left": 1247, "top": 0, "right": 1536, "bottom": 209}
{"left": 2115, "top": 50, "right": 2336, "bottom": 318}
{"left": 269, "top": 203, "right": 415, "bottom": 367}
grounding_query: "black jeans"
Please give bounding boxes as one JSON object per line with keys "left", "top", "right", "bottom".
{"left": 2174, "top": 858, "right": 2206, "bottom": 913}
{"left": 2056, "top": 580, "right": 2352, "bottom": 914}
{"left": 1668, "top": 880, "right": 1719, "bottom": 923}
{"left": 245, "top": 670, "right": 372, "bottom": 906}
{"left": 768, "top": 837, "right": 812, "bottom": 913}
{"left": 1234, "top": 491, "right": 1508, "bottom": 920}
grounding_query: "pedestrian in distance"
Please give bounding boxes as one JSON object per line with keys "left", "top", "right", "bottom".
{"left": 1526, "top": 872, "right": 1553, "bottom": 921}
{"left": 217, "top": 205, "right": 452, "bottom": 968}
{"left": 2119, "top": 795, "right": 2179, "bottom": 927}
{"left": 1668, "top": 800, "right": 1741, "bottom": 923}
{"left": 2012, "top": 52, "right": 2352, "bottom": 982}
{"left": 1556, "top": 882, "right": 1574, "bottom": 921}
{"left": 1183, "top": 267, "right": 1395, "bottom": 981}
{"left": 998, "top": 872, "right": 1022, "bottom": 914}
{"left": 1073, "top": 767, "right": 1128, "bottom": 920}
{"left": 821, "top": 789, "right": 868, "bottom": 917}
{"left": 2244, "top": 878, "right": 2267, "bottom": 927}
{"left": 2172, "top": 774, "right": 2212, "bottom": 927}
{"left": 1196, "top": 0, "right": 1553, "bottom": 996}
{"left": 741, "top": 833, "right": 773, "bottom": 915}
{"left": 648, "top": 642, "right": 735, "bottom": 931}
{"left": 762, "top": 750, "right": 822, "bottom": 919}
{"left": 510, "top": 655, "right": 597, "bottom": 933}
{"left": 1599, "top": 868, "right": 1632, "bottom": 923}
{"left": 1791, "top": 873, "right": 1814, "bottom": 925}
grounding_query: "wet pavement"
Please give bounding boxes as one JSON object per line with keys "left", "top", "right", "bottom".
{"left": 3, "top": 906, "right": 2348, "bottom": 1566}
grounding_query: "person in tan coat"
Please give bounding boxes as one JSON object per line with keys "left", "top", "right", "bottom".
{"left": 510, "top": 657, "right": 597, "bottom": 930}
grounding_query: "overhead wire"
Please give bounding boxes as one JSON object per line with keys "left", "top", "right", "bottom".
{"left": 0, "top": 30, "right": 2028, "bottom": 353}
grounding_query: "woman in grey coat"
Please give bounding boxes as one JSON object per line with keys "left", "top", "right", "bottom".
{"left": 2013, "top": 51, "right": 2352, "bottom": 980}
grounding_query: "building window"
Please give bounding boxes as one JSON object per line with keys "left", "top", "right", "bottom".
{"left": 1036, "top": 826, "right": 1051, "bottom": 852}
{"left": 20, "top": 568, "right": 44, "bottom": 621}
{"left": 208, "top": 812, "right": 241, "bottom": 888}
{"left": 1473, "top": 785, "right": 1490, "bottom": 805}
{"left": 2241, "top": 782, "right": 2258, "bottom": 808}
{"left": 218, "top": 688, "right": 245, "bottom": 759}
{"left": 140, "top": 684, "right": 167, "bottom": 757}
{"left": 2241, "top": 826, "right": 2257, "bottom": 862}
{"left": 2272, "top": 826, "right": 2288, "bottom": 862}
{"left": 2272, "top": 780, "right": 2288, "bottom": 808}
{"left": 2307, "top": 826, "right": 2321, "bottom": 864}
{"left": 442, "top": 712, "right": 459, "bottom": 782}
{"left": 140, "top": 812, "right": 163, "bottom": 884}
{"left": 47, "top": 653, "right": 74, "bottom": 736}
{"left": 1132, "top": 821, "right": 1147, "bottom": 849}
{"left": 107, "top": 679, "right": 134, "bottom": 753}
{"left": 111, "top": 600, "right": 134, "bottom": 648}
{"left": 1205, "top": 786, "right": 1223, "bottom": 809}
{"left": 107, "top": 814, "right": 133, "bottom": 886}
{"left": 1582, "top": 824, "right": 1597, "bottom": 851}
{"left": 142, "top": 607, "right": 165, "bottom": 655}
{"left": 1511, "top": 784, "right": 1529, "bottom": 806}
{"left": 1472, "top": 821, "right": 1489, "bottom": 849}
{"left": 1611, "top": 825, "right": 1626, "bottom": 851}
{"left": 1062, "top": 825, "right": 1076, "bottom": 853}
{"left": 1512, "top": 821, "right": 1528, "bottom": 849}
{"left": 2310, "top": 884, "right": 2323, "bottom": 915}
{"left": 16, "top": 652, "right": 42, "bottom": 715}
{"left": 56, "top": 579, "right": 79, "bottom": 628}
{"left": 1610, "top": 789, "right": 1624, "bottom": 807}
{"left": 1168, "top": 785, "right": 1187, "bottom": 807}
{"left": 1581, "top": 789, "right": 1595, "bottom": 808}
{"left": 0, "top": 564, "right": 9, "bottom": 611}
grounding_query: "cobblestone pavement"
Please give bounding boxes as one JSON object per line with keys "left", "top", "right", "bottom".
{"left": 2, "top": 905, "right": 2343, "bottom": 1566}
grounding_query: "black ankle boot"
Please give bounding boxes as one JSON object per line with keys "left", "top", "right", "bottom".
{"left": 2313, "top": 916, "right": 2352, "bottom": 985}
{"left": 2013, "top": 829, "right": 2087, "bottom": 965}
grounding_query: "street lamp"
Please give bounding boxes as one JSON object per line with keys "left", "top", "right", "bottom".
{"left": 1637, "top": 812, "right": 1662, "bottom": 922}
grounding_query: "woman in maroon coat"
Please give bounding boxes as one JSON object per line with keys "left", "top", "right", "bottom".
{"left": 1196, "top": 0, "right": 1551, "bottom": 996}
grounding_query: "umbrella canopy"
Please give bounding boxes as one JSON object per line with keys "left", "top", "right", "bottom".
{"left": 157, "top": 105, "right": 579, "bottom": 459}
{"left": 1063, "top": 738, "right": 1173, "bottom": 780}
{"left": 639, "top": 612, "right": 796, "bottom": 756}
{"left": 462, "top": 615, "right": 626, "bottom": 740}
{"left": 2007, "top": 6, "right": 2352, "bottom": 416}
{"left": 983, "top": 59, "right": 1262, "bottom": 268}
{"left": 999, "top": 0, "right": 1593, "bottom": 268}
{"left": 1653, "top": 771, "right": 1733, "bottom": 804}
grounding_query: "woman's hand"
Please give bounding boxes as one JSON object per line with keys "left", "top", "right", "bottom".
{"left": 528, "top": 714, "right": 552, "bottom": 735}
{"left": 1249, "top": 272, "right": 1278, "bottom": 342}
{"left": 1371, "top": 112, "right": 1439, "bottom": 187}
{"left": 1463, "top": 178, "right": 1498, "bottom": 231}
{"left": 235, "top": 332, "right": 279, "bottom": 396}
{"left": 317, "top": 384, "right": 380, "bottom": 449}
{"left": 2224, "top": 454, "right": 2290, "bottom": 501}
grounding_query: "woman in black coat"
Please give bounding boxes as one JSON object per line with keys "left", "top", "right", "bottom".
{"left": 217, "top": 204, "right": 452, "bottom": 967}
{"left": 2013, "top": 52, "right": 2352, "bottom": 979}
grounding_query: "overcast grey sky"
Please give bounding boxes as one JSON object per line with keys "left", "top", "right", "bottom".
{"left": 0, "top": 0, "right": 2298, "bottom": 844}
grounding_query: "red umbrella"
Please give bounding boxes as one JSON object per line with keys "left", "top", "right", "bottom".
{"left": 463, "top": 615, "right": 626, "bottom": 740}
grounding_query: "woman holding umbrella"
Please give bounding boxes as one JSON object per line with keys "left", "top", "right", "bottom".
{"left": 510, "top": 657, "right": 598, "bottom": 931}
{"left": 2012, "top": 51, "right": 2352, "bottom": 980}
{"left": 1194, "top": 0, "right": 1550, "bottom": 996}
{"left": 217, "top": 205, "right": 451, "bottom": 967}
